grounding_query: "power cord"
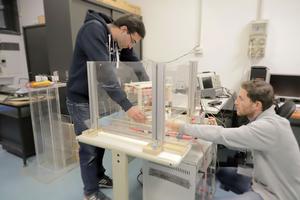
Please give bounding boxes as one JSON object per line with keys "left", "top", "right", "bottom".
{"left": 137, "top": 168, "right": 143, "bottom": 186}
{"left": 206, "top": 112, "right": 227, "bottom": 128}
{"left": 144, "top": 45, "right": 199, "bottom": 64}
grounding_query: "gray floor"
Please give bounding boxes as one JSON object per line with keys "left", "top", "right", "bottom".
{"left": 0, "top": 146, "right": 237, "bottom": 200}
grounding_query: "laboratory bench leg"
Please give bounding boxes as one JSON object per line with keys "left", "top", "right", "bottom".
{"left": 112, "top": 150, "right": 129, "bottom": 200}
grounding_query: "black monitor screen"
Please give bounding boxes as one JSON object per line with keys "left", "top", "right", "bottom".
{"left": 269, "top": 74, "right": 300, "bottom": 98}
{"left": 202, "top": 77, "right": 213, "bottom": 89}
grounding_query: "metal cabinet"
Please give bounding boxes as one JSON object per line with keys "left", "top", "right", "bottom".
{"left": 43, "top": 0, "right": 143, "bottom": 82}
{"left": 0, "top": 102, "right": 35, "bottom": 166}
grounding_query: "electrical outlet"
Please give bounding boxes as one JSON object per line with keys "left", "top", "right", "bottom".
{"left": 248, "top": 20, "right": 268, "bottom": 59}
{"left": 249, "top": 35, "right": 266, "bottom": 57}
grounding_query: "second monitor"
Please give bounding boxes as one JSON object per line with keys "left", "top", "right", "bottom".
{"left": 270, "top": 74, "right": 300, "bottom": 100}
{"left": 197, "top": 72, "right": 221, "bottom": 90}
{"left": 197, "top": 72, "right": 222, "bottom": 98}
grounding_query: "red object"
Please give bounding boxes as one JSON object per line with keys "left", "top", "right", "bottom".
{"left": 166, "top": 131, "right": 193, "bottom": 140}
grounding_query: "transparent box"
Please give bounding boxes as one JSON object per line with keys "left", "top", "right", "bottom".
{"left": 78, "top": 60, "right": 216, "bottom": 198}
{"left": 24, "top": 83, "right": 78, "bottom": 182}
{"left": 82, "top": 61, "right": 202, "bottom": 161}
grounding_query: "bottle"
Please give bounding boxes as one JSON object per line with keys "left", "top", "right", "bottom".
{"left": 65, "top": 70, "right": 69, "bottom": 82}
{"left": 51, "top": 71, "right": 59, "bottom": 83}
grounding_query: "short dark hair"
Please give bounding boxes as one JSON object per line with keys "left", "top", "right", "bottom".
{"left": 241, "top": 80, "right": 274, "bottom": 111}
{"left": 113, "top": 14, "right": 146, "bottom": 38}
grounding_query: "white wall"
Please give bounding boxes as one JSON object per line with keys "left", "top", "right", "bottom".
{"left": 262, "top": 0, "right": 300, "bottom": 74}
{"left": 129, "top": 0, "right": 300, "bottom": 91}
{"left": 2, "top": 0, "right": 299, "bottom": 90}
{"left": 129, "top": 0, "right": 201, "bottom": 62}
{"left": 200, "top": 0, "right": 256, "bottom": 91}
{"left": 0, "top": 0, "right": 44, "bottom": 86}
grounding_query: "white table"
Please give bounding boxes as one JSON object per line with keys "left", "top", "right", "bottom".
{"left": 77, "top": 129, "right": 192, "bottom": 200}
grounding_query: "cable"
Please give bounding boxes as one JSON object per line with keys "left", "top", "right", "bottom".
{"left": 144, "top": 45, "right": 199, "bottom": 64}
{"left": 163, "top": 45, "right": 199, "bottom": 64}
{"left": 137, "top": 168, "right": 143, "bottom": 186}
{"left": 223, "top": 87, "right": 233, "bottom": 97}
{"left": 216, "top": 87, "right": 232, "bottom": 98}
{"left": 229, "top": 92, "right": 237, "bottom": 127}
{"left": 206, "top": 112, "right": 227, "bottom": 128}
{"left": 199, "top": 98, "right": 225, "bottom": 127}
{"left": 212, "top": 107, "right": 225, "bottom": 126}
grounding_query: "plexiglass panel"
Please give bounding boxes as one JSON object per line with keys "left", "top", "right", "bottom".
{"left": 164, "top": 61, "right": 200, "bottom": 140}
{"left": 29, "top": 84, "right": 78, "bottom": 171}
{"left": 87, "top": 61, "right": 199, "bottom": 144}
{"left": 88, "top": 61, "right": 152, "bottom": 140}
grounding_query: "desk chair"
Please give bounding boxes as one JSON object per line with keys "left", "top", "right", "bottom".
{"left": 217, "top": 101, "right": 297, "bottom": 194}
{"left": 275, "top": 100, "right": 296, "bottom": 119}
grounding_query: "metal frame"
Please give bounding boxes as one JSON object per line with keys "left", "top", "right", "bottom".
{"left": 187, "top": 61, "right": 198, "bottom": 118}
{"left": 80, "top": 61, "right": 194, "bottom": 200}
{"left": 87, "top": 61, "right": 99, "bottom": 129}
{"left": 151, "top": 63, "right": 166, "bottom": 146}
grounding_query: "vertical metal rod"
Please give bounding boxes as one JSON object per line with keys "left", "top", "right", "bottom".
{"left": 87, "top": 62, "right": 99, "bottom": 129}
{"left": 151, "top": 63, "right": 165, "bottom": 145}
{"left": 187, "top": 61, "right": 198, "bottom": 118}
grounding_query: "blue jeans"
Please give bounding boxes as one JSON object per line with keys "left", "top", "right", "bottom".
{"left": 217, "top": 167, "right": 252, "bottom": 194}
{"left": 216, "top": 167, "right": 263, "bottom": 200}
{"left": 66, "top": 99, "right": 105, "bottom": 196}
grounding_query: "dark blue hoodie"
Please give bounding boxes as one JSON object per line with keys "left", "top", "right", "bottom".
{"left": 67, "top": 10, "right": 148, "bottom": 111}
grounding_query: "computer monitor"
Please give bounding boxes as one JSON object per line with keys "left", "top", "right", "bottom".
{"left": 269, "top": 74, "right": 300, "bottom": 99}
{"left": 197, "top": 72, "right": 222, "bottom": 99}
{"left": 197, "top": 72, "right": 221, "bottom": 90}
{"left": 202, "top": 76, "right": 214, "bottom": 89}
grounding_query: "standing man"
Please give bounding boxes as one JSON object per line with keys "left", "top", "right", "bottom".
{"left": 66, "top": 10, "right": 149, "bottom": 200}
{"left": 167, "top": 80, "right": 300, "bottom": 200}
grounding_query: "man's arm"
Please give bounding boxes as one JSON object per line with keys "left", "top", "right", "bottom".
{"left": 184, "top": 120, "right": 279, "bottom": 151}
{"left": 168, "top": 118, "right": 279, "bottom": 151}
{"left": 80, "top": 22, "right": 146, "bottom": 122}
{"left": 80, "top": 22, "right": 132, "bottom": 110}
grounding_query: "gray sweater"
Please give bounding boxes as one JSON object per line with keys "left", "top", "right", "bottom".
{"left": 180, "top": 106, "right": 300, "bottom": 200}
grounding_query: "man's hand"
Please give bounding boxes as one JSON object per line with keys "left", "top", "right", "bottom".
{"left": 166, "top": 119, "right": 184, "bottom": 133}
{"left": 207, "top": 117, "right": 217, "bottom": 125}
{"left": 127, "top": 106, "right": 146, "bottom": 123}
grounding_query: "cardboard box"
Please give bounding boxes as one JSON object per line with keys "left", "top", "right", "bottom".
{"left": 100, "top": 0, "right": 141, "bottom": 15}
{"left": 37, "top": 15, "right": 45, "bottom": 24}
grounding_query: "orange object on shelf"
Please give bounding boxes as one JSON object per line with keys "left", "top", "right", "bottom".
{"left": 30, "top": 80, "right": 53, "bottom": 88}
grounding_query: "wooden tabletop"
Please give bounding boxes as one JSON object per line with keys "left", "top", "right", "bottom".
{"left": 0, "top": 99, "right": 30, "bottom": 107}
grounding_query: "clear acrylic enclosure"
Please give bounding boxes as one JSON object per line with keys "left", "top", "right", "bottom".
{"left": 27, "top": 83, "right": 78, "bottom": 182}
{"left": 87, "top": 61, "right": 200, "bottom": 147}
{"left": 84, "top": 60, "right": 216, "bottom": 197}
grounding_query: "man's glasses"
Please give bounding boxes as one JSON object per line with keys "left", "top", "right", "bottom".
{"left": 129, "top": 33, "right": 137, "bottom": 46}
